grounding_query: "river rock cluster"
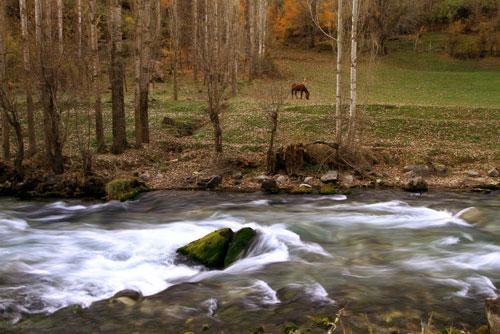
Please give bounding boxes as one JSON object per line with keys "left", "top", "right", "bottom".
{"left": 177, "top": 227, "right": 257, "bottom": 269}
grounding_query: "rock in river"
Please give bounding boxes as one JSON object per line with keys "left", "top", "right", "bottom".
{"left": 105, "top": 178, "right": 149, "bottom": 202}
{"left": 403, "top": 177, "right": 428, "bottom": 193}
{"left": 224, "top": 227, "right": 257, "bottom": 267}
{"left": 177, "top": 228, "right": 234, "bottom": 269}
{"left": 177, "top": 227, "right": 257, "bottom": 270}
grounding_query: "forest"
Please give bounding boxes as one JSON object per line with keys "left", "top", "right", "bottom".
{"left": 0, "top": 1, "right": 499, "bottom": 333}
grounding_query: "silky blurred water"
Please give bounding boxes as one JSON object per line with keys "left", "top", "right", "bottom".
{"left": 0, "top": 190, "right": 498, "bottom": 328}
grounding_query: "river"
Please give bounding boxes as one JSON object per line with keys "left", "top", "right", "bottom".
{"left": 0, "top": 190, "right": 498, "bottom": 333}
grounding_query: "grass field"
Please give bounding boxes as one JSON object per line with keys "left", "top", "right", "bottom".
{"left": 45, "top": 36, "right": 499, "bottom": 180}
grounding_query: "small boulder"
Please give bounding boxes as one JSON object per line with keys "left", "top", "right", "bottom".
{"left": 341, "top": 174, "right": 354, "bottom": 187}
{"left": 488, "top": 168, "right": 499, "bottom": 178}
{"left": 261, "top": 179, "right": 280, "bottom": 194}
{"left": 319, "top": 184, "right": 337, "bottom": 195}
{"left": 458, "top": 207, "right": 489, "bottom": 226}
{"left": 197, "top": 175, "right": 222, "bottom": 190}
{"left": 276, "top": 175, "right": 288, "bottom": 186}
{"left": 112, "top": 289, "right": 143, "bottom": 306}
{"left": 433, "top": 164, "right": 448, "bottom": 177}
{"left": 486, "top": 297, "right": 500, "bottom": 334}
{"left": 224, "top": 227, "right": 257, "bottom": 267}
{"left": 177, "top": 228, "right": 234, "bottom": 269}
{"left": 105, "top": 178, "right": 149, "bottom": 202}
{"left": 253, "top": 175, "right": 271, "bottom": 183}
{"left": 467, "top": 170, "right": 480, "bottom": 178}
{"left": 403, "top": 165, "right": 431, "bottom": 177}
{"left": 320, "top": 171, "right": 338, "bottom": 184}
{"left": 403, "top": 177, "right": 428, "bottom": 193}
{"left": 303, "top": 176, "right": 315, "bottom": 185}
{"left": 290, "top": 184, "right": 313, "bottom": 194}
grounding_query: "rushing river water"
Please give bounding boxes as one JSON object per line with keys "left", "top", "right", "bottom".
{"left": 0, "top": 190, "right": 499, "bottom": 332}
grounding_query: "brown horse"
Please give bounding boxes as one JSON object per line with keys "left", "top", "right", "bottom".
{"left": 291, "top": 83, "right": 310, "bottom": 100}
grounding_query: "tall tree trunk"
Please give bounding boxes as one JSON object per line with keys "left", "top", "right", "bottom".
{"left": 171, "top": 0, "right": 179, "bottom": 101}
{"left": 77, "top": 0, "right": 82, "bottom": 59}
{"left": 309, "top": 0, "right": 317, "bottom": 49}
{"left": 0, "top": 0, "right": 9, "bottom": 162}
{"left": 347, "top": 0, "right": 359, "bottom": 148}
{"left": 230, "top": 0, "right": 239, "bottom": 96}
{"left": 135, "top": 0, "right": 152, "bottom": 146}
{"left": 40, "top": 0, "right": 64, "bottom": 174}
{"left": 19, "top": 0, "right": 36, "bottom": 158}
{"left": 335, "top": 0, "right": 343, "bottom": 147}
{"left": 192, "top": 0, "right": 199, "bottom": 81}
{"left": 89, "top": 0, "right": 105, "bottom": 153}
{"left": 108, "top": 0, "right": 127, "bottom": 154}
{"left": 57, "top": 0, "right": 63, "bottom": 56}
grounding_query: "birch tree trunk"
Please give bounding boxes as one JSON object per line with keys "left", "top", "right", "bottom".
{"left": 77, "top": 0, "right": 82, "bottom": 59}
{"left": 0, "top": 0, "right": 9, "bottom": 161}
{"left": 89, "top": 0, "right": 105, "bottom": 153}
{"left": 347, "top": 0, "right": 359, "bottom": 148}
{"left": 19, "top": 0, "right": 36, "bottom": 157}
{"left": 108, "top": 0, "right": 127, "bottom": 154}
{"left": 336, "top": 0, "right": 343, "bottom": 146}
{"left": 57, "top": 0, "right": 63, "bottom": 56}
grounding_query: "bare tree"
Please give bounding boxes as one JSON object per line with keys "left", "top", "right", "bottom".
{"left": 260, "top": 83, "right": 286, "bottom": 174}
{"left": 192, "top": 0, "right": 199, "bottom": 81}
{"left": 0, "top": 0, "right": 24, "bottom": 174}
{"left": 57, "top": 0, "right": 63, "bottom": 56}
{"left": 347, "top": 0, "right": 360, "bottom": 148}
{"left": 336, "top": 0, "right": 344, "bottom": 147}
{"left": 134, "top": 0, "right": 152, "bottom": 146}
{"left": 108, "top": 0, "right": 127, "bottom": 154}
{"left": 169, "top": 0, "right": 180, "bottom": 101}
{"left": 38, "top": 0, "right": 64, "bottom": 174}
{"left": 88, "top": 0, "right": 105, "bottom": 153}
{"left": 19, "top": 0, "right": 37, "bottom": 157}
{"left": 0, "top": 0, "right": 9, "bottom": 162}
{"left": 201, "top": 0, "right": 238, "bottom": 157}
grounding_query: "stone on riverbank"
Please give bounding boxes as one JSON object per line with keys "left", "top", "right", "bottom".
{"left": 320, "top": 171, "right": 338, "bottom": 184}
{"left": 489, "top": 168, "right": 499, "bottom": 178}
{"left": 403, "top": 177, "right": 428, "bottom": 193}
{"left": 486, "top": 297, "right": 500, "bottom": 334}
{"left": 105, "top": 178, "right": 149, "bottom": 202}
{"left": 177, "top": 228, "right": 234, "bottom": 269}
{"left": 261, "top": 179, "right": 280, "bottom": 194}
{"left": 224, "top": 227, "right": 257, "bottom": 267}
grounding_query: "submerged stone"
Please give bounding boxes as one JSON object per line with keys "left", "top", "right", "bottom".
{"left": 105, "top": 178, "right": 149, "bottom": 202}
{"left": 224, "top": 227, "right": 257, "bottom": 267}
{"left": 177, "top": 228, "right": 234, "bottom": 269}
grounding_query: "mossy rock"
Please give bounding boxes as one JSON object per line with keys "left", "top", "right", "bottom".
{"left": 177, "top": 228, "right": 234, "bottom": 269}
{"left": 319, "top": 184, "right": 337, "bottom": 195}
{"left": 105, "top": 178, "right": 149, "bottom": 202}
{"left": 290, "top": 186, "right": 313, "bottom": 194}
{"left": 224, "top": 227, "right": 257, "bottom": 267}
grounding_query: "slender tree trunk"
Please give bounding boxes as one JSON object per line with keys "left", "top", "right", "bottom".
{"left": 171, "top": 0, "right": 179, "bottom": 101}
{"left": 193, "top": 0, "right": 199, "bottom": 81}
{"left": 335, "top": 0, "right": 343, "bottom": 147}
{"left": 77, "top": 0, "right": 82, "bottom": 59}
{"left": 0, "top": 0, "right": 9, "bottom": 161}
{"left": 309, "top": 0, "right": 317, "bottom": 49}
{"left": 230, "top": 0, "right": 239, "bottom": 96}
{"left": 108, "top": 0, "right": 127, "bottom": 154}
{"left": 135, "top": 0, "right": 152, "bottom": 146}
{"left": 347, "top": 0, "right": 359, "bottom": 148}
{"left": 19, "top": 0, "right": 36, "bottom": 158}
{"left": 57, "top": 0, "right": 63, "bottom": 56}
{"left": 40, "top": 0, "right": 64, "bottom": 174}
{"left": 89, "top": 0, "right": 105, "bottom": 153}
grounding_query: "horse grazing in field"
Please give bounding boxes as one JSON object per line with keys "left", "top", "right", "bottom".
{"left": 291, "top": 83, "right": 310, "bottom": 100}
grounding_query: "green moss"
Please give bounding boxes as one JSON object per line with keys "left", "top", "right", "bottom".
{"left": 224, "top": 227, "right": 257, "bottom": 267}
{"left": 319, "top": 184, "right": 337, "bottom": 195}
{"left": 290, "top": 186, "right": 313, "bottom": 194}
{"left": 177, "top": 228, "right": 234, "bottom": 269}
{"left": 283, "top": 322, "right": 299, "bottom": 334}
{"left": 105, "top": 178, "right": 149, "bottom": 202}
